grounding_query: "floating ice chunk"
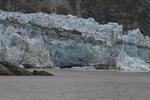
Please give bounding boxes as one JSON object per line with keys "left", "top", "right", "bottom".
{"left": 71, "top": 66, "right": 95, "bottom": 70}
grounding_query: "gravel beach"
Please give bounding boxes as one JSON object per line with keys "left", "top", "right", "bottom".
{"left": 0, "top": 69, "right": 150, "bottom": 100}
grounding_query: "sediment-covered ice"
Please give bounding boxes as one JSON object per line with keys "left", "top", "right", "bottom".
{"left": 0, "top": 10, "right": 149, "bottom": 71}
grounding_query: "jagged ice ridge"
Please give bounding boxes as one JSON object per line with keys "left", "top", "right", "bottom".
{"left": 0, "top": 10, "right": 150, "bottom": 71}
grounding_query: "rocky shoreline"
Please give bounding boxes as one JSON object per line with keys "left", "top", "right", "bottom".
{"left": 0, "top": 61, "right": 53, "bottom": 76}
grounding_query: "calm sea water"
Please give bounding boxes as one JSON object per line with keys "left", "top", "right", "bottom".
{"left": 0, "top": 69, "right": 150, "bottom": 100}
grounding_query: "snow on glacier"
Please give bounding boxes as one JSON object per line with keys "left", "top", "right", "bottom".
{"left": 0, "top": 10, "right": 150, "bottom": 71}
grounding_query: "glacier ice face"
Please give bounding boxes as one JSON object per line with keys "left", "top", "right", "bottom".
{"left": 0, "top": 10, "right": 149, "bottom": 71}
{"left": 117, "top": 51, "right": 150, "bottom": 71}
{"left": 0, "top": 24, "right": 52, "bottom": 68}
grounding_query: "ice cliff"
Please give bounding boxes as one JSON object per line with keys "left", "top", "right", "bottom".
{"left": 0, "top": 10, "right": 150, "bottom": 71}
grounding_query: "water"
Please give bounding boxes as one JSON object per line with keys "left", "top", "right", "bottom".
{"left": 0, "top": 69, "right": 150, "bottom": 100}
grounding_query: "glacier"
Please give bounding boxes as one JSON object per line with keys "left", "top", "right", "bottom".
{"left": 0, "top": 10, "right": 150, "bottom": 71}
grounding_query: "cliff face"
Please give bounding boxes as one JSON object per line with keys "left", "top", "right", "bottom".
{"left": 80, "top": 0, "right": 150, "bottom": 36}
{"left": 0, "top": 0, "right": 75, "bottom": 14}
{"left": 0, "top": 0, "right": 149, "bottom": 35}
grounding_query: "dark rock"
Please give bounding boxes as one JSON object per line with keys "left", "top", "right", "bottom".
{"left": 33, "top": 70, "right": 54, "bottom": 76}
{"left": 0, "top": 61, "right": 33, "bottom": 75}
{"left": 93, "top": 64, "right": 109, "bottom": 70}
{"left": 80, "top": 0, "right": 150, "bottom": 36}
{"left": 0, "top": 64, "right": 12, "bottom": 75}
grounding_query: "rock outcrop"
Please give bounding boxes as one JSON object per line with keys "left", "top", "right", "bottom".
{"left": 33, "top": 70, "right": 54, "bottom": 76}
{"left": 80, "top": 0, "right": 150, "bottom": 36}
{"left": 0, "top": 10, "right": 149, "bottom": 71}
{"left": 0, "top": 60, "right": 32, "bottom": 75}
{"left": 0, "top": 60, "right": 54, "bottom": 76}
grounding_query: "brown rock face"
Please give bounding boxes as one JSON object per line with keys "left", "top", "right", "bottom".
{"left": 0, "top": 61, "right": 32, "bottom": 75}
{"left": 0, "top": 63, "right": 12, "bottom": 75}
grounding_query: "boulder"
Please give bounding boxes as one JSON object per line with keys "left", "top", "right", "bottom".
{"left": 0, "top": 61, "right": 32, "bottom": 75}
{"left": 33, "top": 70, "right": 54, "bottom": 76}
